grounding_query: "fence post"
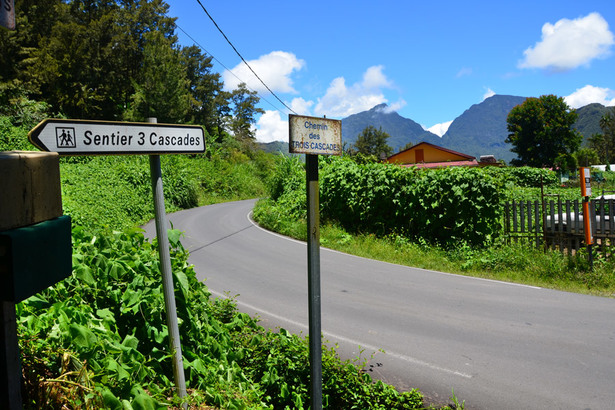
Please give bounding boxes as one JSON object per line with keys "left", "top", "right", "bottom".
{"left": 533, "top": 201, "right": 539, "bottom": 248}
{"left": 540, "top": 176, "right": 547, "bottom": 251}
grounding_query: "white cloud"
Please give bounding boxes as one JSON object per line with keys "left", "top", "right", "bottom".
{"left": 519, "top": 12, "right": 614, "bottom": 71}
{"left": 254, "top": 97, "right": 314, "bottom": 143}
{"left": 565, "top": 85, "right": 615, "bottom": 108}
{"left": 314, "top": 65, "right": 394, "bottom": 117}
{"left": 377, "top": 99, "right": 407, "bottom": 114}
{"left": 456, "top": 67, "right": 473, "bottom": 78}
{"left": 289, "top": 97, "right": 314, "bottom": 116}
{"left": 362, "top": 65, "right": 393, "bottom": 89}
{"left": 483, "top": 88, "right": 496, "bottom": 100}
{"left": 223, "top": 51, "right": 305, "bottom": 93}
{"left": 255, "top": 110, "right": 288, "bottom": 143}
{"left": 253, "top": 65, "right": 400, "bottom": 142}
{"left": 427, "top": 121, "right": 452, "bottom": 137}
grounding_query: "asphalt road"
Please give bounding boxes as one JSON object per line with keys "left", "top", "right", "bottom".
{"left": 144, "top": 199, "right": 615, "bottom": 409}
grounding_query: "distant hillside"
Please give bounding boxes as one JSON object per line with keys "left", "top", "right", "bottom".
{"left": 338, "top": 96, "right": 608, "bottom": 164}
{"left": 440, "top": 95, "right": 527, "bottom": 162}
{"left": 341, "top": 103, "right": 440, "bottom": 152}
{"left": 575, "top": 103, "right": 610, "bottom": 144}
{"left": 258, "top": 141, "right": 291, "bottom": 155}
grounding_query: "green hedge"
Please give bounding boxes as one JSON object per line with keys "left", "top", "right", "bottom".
{"left": 61, "top": 156, "right": 198, "bottom": 229}
{"left": 483, "top": 166, "right": 558, "bottom": 188}
{"left": 320, "top": 158, "right": 502, "bottom": 246}
{"left": 264, "top": 157, "right": 504, "bottom": 247}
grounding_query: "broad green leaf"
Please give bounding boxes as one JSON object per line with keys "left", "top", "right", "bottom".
{"left": 167, "top": 229, "right": 183, "bottom": 247}
{"left": 69, "top": 323, "right": 97, "bottom": 349}
{"left": 102, "top": 389, "right": 123, "bottom": 410}
{"left": 73, "top": 265, "right": 95, "bottom": 285}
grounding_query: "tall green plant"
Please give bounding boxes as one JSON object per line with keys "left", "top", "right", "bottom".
{"left": 320, "top": 158, "right": 501, "bottom": 246}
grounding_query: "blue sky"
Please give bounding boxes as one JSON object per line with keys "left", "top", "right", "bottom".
{"left": 169, "top": 1, "right": 615, "bottom": 142}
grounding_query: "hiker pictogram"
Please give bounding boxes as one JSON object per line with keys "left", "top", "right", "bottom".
{"left": 55, "top": 127, "right": 76, "bottom": 148}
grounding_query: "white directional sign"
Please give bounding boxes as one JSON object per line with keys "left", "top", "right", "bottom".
{"left": 29, "top": 119, "right": 205, "bottom": 155}
{"left": 289, "top": 114, "right": 342, "bottom": 156}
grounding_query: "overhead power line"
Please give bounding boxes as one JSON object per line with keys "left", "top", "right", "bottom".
{"left": 176, "top": 24, "right": 282, "bottom": 113}
{"left": 194, "top": 0, "right": 297, "bottom": 115}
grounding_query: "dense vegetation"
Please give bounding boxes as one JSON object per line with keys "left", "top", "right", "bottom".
{"left": 61, "top": 140, "right": 273, "bottom": 230}
{"left": 19, "top": 224, "right": 424, "bottom": 409}
{"left": 0, "top": 0, "right": 261, "bottom": 141}
{"left": 257, "top": 156, "right": 559, "bottom": 247}
{"left": 254, "top": 156, "right": 615, "bottom": 296}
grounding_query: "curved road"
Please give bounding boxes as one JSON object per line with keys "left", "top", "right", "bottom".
{"left": 144, "top": 199, "right": 615, "bottom": 409}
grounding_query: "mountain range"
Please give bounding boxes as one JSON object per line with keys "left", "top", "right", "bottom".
{"left": 260, "top": 95, "right": 612, "bottom": 163}
{"left": 340, "top": 95, "right": 611, "bottom": 163}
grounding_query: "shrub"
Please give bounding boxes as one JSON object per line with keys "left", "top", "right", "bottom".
{"left": 483, "top": 166, "right": 559, "bottom": 188}
{"left": 320, "top": 158, "right": 501, "bottom": 247}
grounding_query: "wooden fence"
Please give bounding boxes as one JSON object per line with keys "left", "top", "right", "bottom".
{"left": 503, "top": 198, "right": 615, "bottom": 253}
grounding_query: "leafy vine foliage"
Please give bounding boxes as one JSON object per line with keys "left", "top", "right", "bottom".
{"left": 266, "top": 156, "right": 505, "bottom": 247}
{"left": 18, "top": 227, "right": 424, "bottom": 408}
{"left": 264, "top": 156, "right": 563, "bottom": 248}
{"left": 321, "top": 158, "right": 503, "bottom": 246}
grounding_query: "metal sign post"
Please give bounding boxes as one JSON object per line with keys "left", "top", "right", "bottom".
{"left": 147, "top": 118, "right": 187, "bottom": 404}
{"left": 289, "top": 114, "right": 341, "bottom": 410}
{"left": 305, "top": 153, "right": 322, "bottom": 409}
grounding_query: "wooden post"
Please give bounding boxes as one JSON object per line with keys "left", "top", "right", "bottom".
{"left": 0, "top": 301, "right": 21, "bottom": 410}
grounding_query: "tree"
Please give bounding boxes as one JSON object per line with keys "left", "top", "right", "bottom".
{"left": 506, "top": 95, "right": 582, "bottom": 167}
{"left": 123, "top": 31, "right": 190, "bottom": 123}
{"left": 554, "top": 152, "right": 577, "bottom": 172}
{"left": 353, "top": 126, "right": 393, "bottom": 158}
{"left": 180, "top": 45, "right": 227, "bottom": 138}
{"left": 0, "top": 84, "right": 50, "bottom": 151}
{"left": 589, "top": 107, "right": 615, "bottom": 164}
{"left": 573, "top": 148, "right": 600, "bottom": 167}
{"left": 228, "top": 83, "right": 263, "bottom": 141}
{"left": 3, "top": 0, "right": 177, "bottom": 120}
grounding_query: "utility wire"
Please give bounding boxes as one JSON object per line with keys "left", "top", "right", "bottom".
{"left": 194, "top": 0, "right": 298, "bottom": 115}
{"left": 176, "top": 24, "right": 282, "bottom": 113}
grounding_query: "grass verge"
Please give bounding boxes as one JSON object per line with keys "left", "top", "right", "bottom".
{"left": 253, "top": 199, "right": 615, "bottom": 297}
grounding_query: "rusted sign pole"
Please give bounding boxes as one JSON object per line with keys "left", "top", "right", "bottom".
{"left": 305, "top": 153, "right": 322, "bottom": 408}
{"left": 289, "top": 114, "right": 342, "bottom": 410}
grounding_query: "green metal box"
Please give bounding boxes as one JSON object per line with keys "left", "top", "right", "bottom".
{"left": 0, "top": 215, "right": 72, "bottom": 302}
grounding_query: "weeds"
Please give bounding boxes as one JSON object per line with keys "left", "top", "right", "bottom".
{"left": 18, "top": 227, "right": 430, "bottom": 408}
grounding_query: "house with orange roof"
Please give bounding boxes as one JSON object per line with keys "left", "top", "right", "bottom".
{"left": 385, "top": 141, "right": 498, "bottom": 168}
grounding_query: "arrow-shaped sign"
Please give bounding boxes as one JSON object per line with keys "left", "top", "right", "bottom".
{"left": 29, "top": 119, "right": 205, "bottom": 156}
